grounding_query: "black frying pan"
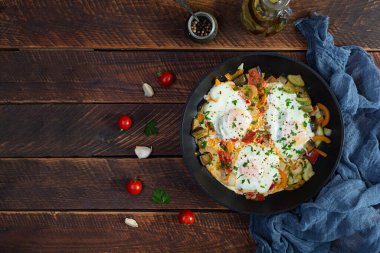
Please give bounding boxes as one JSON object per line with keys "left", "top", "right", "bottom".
{"left": 180, "top": 53, "right": 344, "bottom": 214}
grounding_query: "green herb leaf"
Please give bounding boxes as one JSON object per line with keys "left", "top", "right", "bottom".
{"left": 232, "top": 100, "right": 237, "bottom": 106}
{"left": 144, "top": 120, "right": 158, "bottom": 136}
{"left": 201, "top": 140, "right": 207, "bottom": 149}
{"left": 152, "top": 189, "right": 170, "bottom": 204}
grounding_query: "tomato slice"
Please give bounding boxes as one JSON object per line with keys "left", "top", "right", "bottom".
{"left": 248, "top": 68, "right": 261, "bottom": 86}
{"left": 242, "top": 131, "right": 256, "bottom": 143}
{"left": 218, "top": 151, "right": 232, "bottom": 171}
{"left": 306, "top": 149, "right": 320, "bottom": 165}
{"left": 246, "top": 192, "right": 265, "bottom": 201}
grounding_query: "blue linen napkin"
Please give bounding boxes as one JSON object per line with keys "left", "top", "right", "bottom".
{"left": 249, "top": 15, "right": 380, "bottom": 253}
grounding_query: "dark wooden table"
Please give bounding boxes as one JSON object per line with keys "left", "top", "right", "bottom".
{"left": 0, "top": 0, "right": 378, "bottom": 252}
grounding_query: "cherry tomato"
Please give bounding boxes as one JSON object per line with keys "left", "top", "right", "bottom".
{"left": 157, "top": 70, "right": 175, "bottom": 87}
{"left": 306, "top": 149, "right": 320, "bottom": 165}
{"left": 118, "top": 115, "right": 132, "bottom": 131}
{"left": 178, "top": 210, "right": 195, "bottom": 225}
{"left": 126, "top": 178, "right": 142, "bottom": 195}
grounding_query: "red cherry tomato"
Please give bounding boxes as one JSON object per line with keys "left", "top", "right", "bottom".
{"left": 126, "top": 179, "right": 142, "bottom": 195}
{"left": 118, "top": 115, "right": 132, "bottom": 131}
{"left": 178, "top": 210, "right": 195, "bottom": 225}
{"left": 157, "top": 70, "right": 175, "bottom": 87}
{"left": 306, "top": 149, "right": 320, "bottom": 165}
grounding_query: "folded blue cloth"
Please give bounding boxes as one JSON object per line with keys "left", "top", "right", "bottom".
{"left": 249, "top": 15, "right": 380, "bottom": 253}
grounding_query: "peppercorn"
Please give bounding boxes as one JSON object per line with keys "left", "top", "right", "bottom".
{"left": 191, "top": 16, "right": 212, "bottom": 37}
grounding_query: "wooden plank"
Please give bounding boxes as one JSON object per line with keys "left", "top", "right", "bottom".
{"left": 0, "top": 158, "right": 225, "bottom": 210}
{"left": 0, "top": 0, "right": 378, "bottom": 50}
{"left": 0, "top": 211, "right": 255, "bottom": 252}
{"left": 0, "top": 51, "right": 379, "bottom": 104}
{"left": 0, "top": 104, "right": 181, "bottom": 157}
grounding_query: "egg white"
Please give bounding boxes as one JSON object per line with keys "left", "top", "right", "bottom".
{"left": 266, "top": 82, "right": 314, "bottom": 160}
{"left": 203, "top": 82, "right": 252, "bottom": 140}
{"left": 234, "top": 144, "right": 280, "bottom": 194}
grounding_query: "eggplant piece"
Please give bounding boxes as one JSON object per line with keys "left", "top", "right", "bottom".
{"left": 278, "top": 76, "right": 287, "bottom": 84}
{"left": 266, "top": 75, "right": 278, "bottom": 83}
{"left": 191, "top": 126, "right": 208, "bottom": 140}
{"left": 233, "top": 74, "right": 247, "bottom": 86}
{"left": 192, "top": 118, "right": 200, "bottom": 130}
{"left": 200, "top": 152, "right": 212, "bottom": 166}
{"left": 304, "top": 140, "right": 316, "bottom": 152}
{"left": 287, "top": 74, "right": 305, "bottom": 87}
{"left": 197, "top": 99, "right": 207, "bottom": 111}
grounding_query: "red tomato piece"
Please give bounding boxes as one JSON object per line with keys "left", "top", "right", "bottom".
{"left": 126, "top": 179, "right": 143, "bottom": 195}
{"left": 248, "top": 68, "right": 261, "bottom": 86}
{"left": 118, "top": 115, "right": 133, "bottom": 131}
{"left": 178, "top": 210, "right": 195, "bottom": 225}
{"left": 306, "top": 149, "right": 320, "bottom": 165}
{"left": 242, "top": 131, "right": 256, "bottom": 143}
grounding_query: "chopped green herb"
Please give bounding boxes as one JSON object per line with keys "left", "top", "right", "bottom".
{"left": 144, "top": 120, "right": 158, "bottom": 136}
{"left": 295, "top": 124, "right": 298, "bottom": 130}
{"left": 285, "top": 98, "right": 291, "bottom": 107}
{"left": 152, "top": 189, "right": 170, "bottom": 204}
{"left": 243, "top": 161, "right": 248, "bottom": 167}
{"left": 232, "top": 122, "right": 236, "bottom": 128}
{"left": 242, "top": 179, "right": 246, "bottom": 184}
{"left": 201, "top": 140, "right": 207, "bottom": 149}
{"left": 232, "top": 100, "right": 237, "bottom": 106}
{"left": 303, "top": 121, "right": 307, "bottom": 127}
{"left": 204, "top": 111, "right": 211, "bottom": 120}
{"left": 247, "top": 179, "right": 251, "bottom": 184}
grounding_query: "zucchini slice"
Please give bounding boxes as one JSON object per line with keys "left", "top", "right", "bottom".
{"left": 296, "top": 97, "right": 312, "bottom": 106}
{"left": 288, "top": 74, "right": 305, "bottom": 87}
{"left": 283, "top": 82, "right": 297, "bottom": 93}
{"left": 302, "top": 159, "right": 315, "bottom": 181}
{"left": 300, "top": 105, "right": 313, "bottom": 112}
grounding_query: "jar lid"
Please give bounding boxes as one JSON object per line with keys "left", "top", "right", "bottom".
{"left": 186, "top": 11, "right": 218, "bottom": 43}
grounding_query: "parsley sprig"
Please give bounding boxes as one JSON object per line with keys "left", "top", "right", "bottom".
{"left": 152, "top": 189, "right": 170, "bottom": 204}
{"left": 144, "top": 120, "right": 158, "bottom": 136}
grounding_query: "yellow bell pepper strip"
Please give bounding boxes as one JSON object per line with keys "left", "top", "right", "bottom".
{"left": 225, "top": 69, "right": 244, "bottom": 81}
{"left": 312, "top": 135, "right": 331, "bottom": 144}
{"left": 317, "top": 103, "right": 330, "bottom": 127}
{"left": 315, "top": 148, "right": 328, "bottom": 157}
{"left": 214, "top": 78, "right": 221, "bottom": 85}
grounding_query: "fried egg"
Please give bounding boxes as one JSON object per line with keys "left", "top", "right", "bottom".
{"left": 234, "top": 144, "right": 280, "bottom": 194}
{"left": 266, "top": 83, "right": 314, "bottom": 160}
{"left": 203, "top": 82, "right": 252, "bottom": 140}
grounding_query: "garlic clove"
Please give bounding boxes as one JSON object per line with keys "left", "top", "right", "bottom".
{"left": 124, "top": 217, "right": 138, "bottom": 228}
{"left": 135, "top": 146, "right": 152, "bottom": 159}
{"left": 142, "top": 83, "right": 154, "bottom": 97}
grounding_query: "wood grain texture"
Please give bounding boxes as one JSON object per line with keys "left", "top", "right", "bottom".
{"left": 0, "top": 0, "right": 378, "bottom": 50}
{"left": 0, "top": 211, "right": 255, "bottom": 252}
{"left": 0, "top": 158, "right": 225, "bottom": 210}
{"left": 0, "top": 51, "right": 379, "bottom": 104}
{"left": 0, "top": 104, "right": 181, "bottom": 157}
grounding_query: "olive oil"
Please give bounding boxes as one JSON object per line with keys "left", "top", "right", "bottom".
{"left": 241, "top": 0, "right": 292, "bottom": 36}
